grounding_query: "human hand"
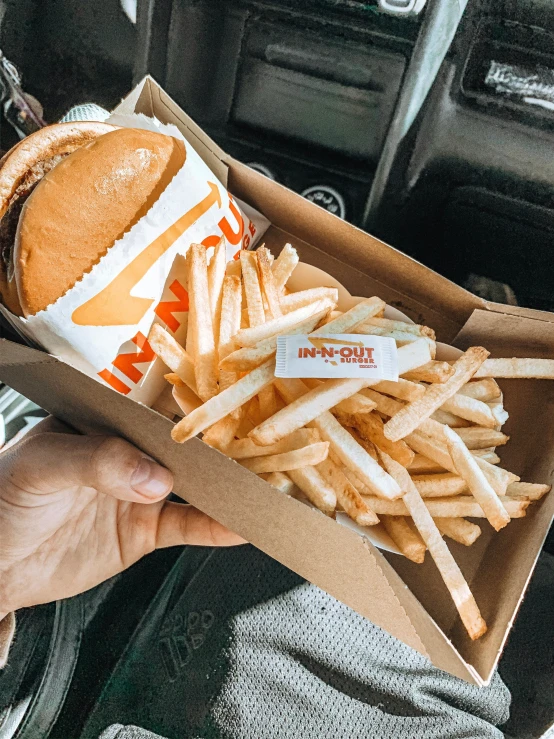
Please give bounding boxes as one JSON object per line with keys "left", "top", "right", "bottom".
{"left": 0, "top": 418, "right": 244, "bottom": 616}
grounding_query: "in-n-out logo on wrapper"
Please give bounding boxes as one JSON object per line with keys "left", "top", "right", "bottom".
{"left": 95, "top": 190, "right": 263, "bottom": 400}
{"left": 275, "top": 335, "right": 399, "bottom": 380}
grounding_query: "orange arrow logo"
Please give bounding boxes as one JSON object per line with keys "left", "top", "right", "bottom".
{"left": 72, "top": 181, "right": 222, "bottom": 327}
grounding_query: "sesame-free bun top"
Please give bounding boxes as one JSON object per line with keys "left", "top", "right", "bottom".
{"left": 0, "top": 121, "right": 117, "bottom": 315}
{"left": 13, "top": 126, "right": 186, "bottom": 316}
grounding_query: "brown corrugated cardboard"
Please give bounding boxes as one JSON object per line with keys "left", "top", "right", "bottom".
{"left": 1, "top": 77, "right": 553, "bottom": 685}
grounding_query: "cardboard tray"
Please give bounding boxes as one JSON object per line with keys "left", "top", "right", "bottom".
{"left": 1, "top": 77, "right": 554, "bottom": 685}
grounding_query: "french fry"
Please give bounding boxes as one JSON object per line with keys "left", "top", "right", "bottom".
{"left": 472, "top": 450, "right": 501, "bottom": 464}
{"left": 378, "top": 451, "right": 487, "bottom": 640}
{"left": 188, "top": 244, "right": 218, "bottom": 401}
{"left": 408, "top": 454, "right": 446, "bottom": 474}
{"left": 443, "top": 425, "right": 510, "bottom": 531}
{"left": 342, "top": 465, "right": 373, "bottom": 494}
{"left": 361, "top": 388, "right": 404, "bottom": 417}
{"left": 149, "top": 324, "right": 198, "bottom": 395}
{"left": 240, "top": 441, "right": 329, "bottom": 473}
{"left": 403, "top": 361, "right": 455, "bottom": 383}
{"left": 343, "top": 427, "right": 379, "bottom": 461}
{"left": 435, "top": 518, "right": 482, "bottom": 546}
{"left": 356, "top": 317, "right": 435, "bottom": 339}
{"left": 323, "top": 310, "right": 343, "bottom": 324}
{"left": 488, "top": 401, "right": 509, "bottom": 426}
{"left": 171, "top": 359, "right": 276, "bottom": 442}
{"left": 246, "top": 395, "right": 264, "bottom": 427}
{"left": 258, "top": 385, "right": 280, "bottom": 422}
{"left": 381, "top": 516, "right": 426, "bottom": 563}
{"left": 275, "top": 377, "right": 401, "bottom": 500}
{"left": 302, "top": 380, "right": 377, "bottom": 416}
{"left": 474, "top": 357, "right": 554, "bottom": 379}
{"left": 384, "top": 347, "right": 490, "bottom": 442}
{"left": 218, "top": 275, "right": 242, "bottom": 395}
{"left": 272, "top": 243, "right": 299, "bottom": 293}
{"left": 202, "top": 414, "right": 241, "bottom": 449}
{"left": 237, "top": 404, "right": 256, "bottom": 438}
{"left": 340, "top": 411, "right": 414, "bottom": 467}
{"left": 354, "top": 324, "right": 435, "bottom": 345}
{"left": 333, "top": 394, "right": 377, "bottom": 415}
{"left": 235, "top": 297, "right": 335, "bottom": 348}
{"left": 257, "top": 246, "right": 282, "bottom": 319}
{"left": 240, "top": 250, "right": 266, "bottom": 327}
{"left": 169, "top": 378, "right": 203, "bottom": 415}
{"left": 458, "top": 378, "right": 501, "bottom": 402}
{"left": 224, "top": 428, "right": 320, "bottom": 459}
{"left": 262, "top": 471, "right": 297, "bottom": 496}
{"left": 185, "top": 263, "right": 197, "bottom": 362}
{"left": 225, "top": 259, "right": 242, "bottom": 278}
{"left": 317, "top": 457, "right": 379, "bottom": 526}
{"left": 310, "top": 297, "right": 385, "bottom": 336}
{"left": 251, "top": 339, "right": 432, "bottom": 446}
{"left": 279, "top": 287, "right": 339, "bottom": 313}
{"left": 506, "top": 482, "right": 551, "bottom": 500}
{"left": 360, "top": 495, "right": 528, "bottom": 519}
{"left": 287, "top": 465, "right": 337, "bottom": 515}
{"left": 408, "top": 451, "right": 498, "bottom": 474}
{"left": 207, "top": 237, "right": 226, "bottom": 344}
{"left": 430, "top": 409, "right": 471, "bottom": 428}
{"left": 453, "top": 427, "right": 509, "bottom": 450}
{"left": 220, "top": 309, "right": 329, "bottom": 372}
{"left": 440, "top": 394, "right": 498, "bottom": 428}
{"left": 412, "top": 473, "right": 468, "bottom": 497}
{"left": 405, "top": 430, "right": 516, "bottom": 495}
{"left": 252, "top": 378, "right": 371, "bottom": 446}
{"left": 372, "top": 379, "right": 425, "bottom": 402}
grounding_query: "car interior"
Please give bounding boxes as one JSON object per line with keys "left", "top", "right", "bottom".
{"left": 0, "top": 1, "right": 553, "bottom": 736}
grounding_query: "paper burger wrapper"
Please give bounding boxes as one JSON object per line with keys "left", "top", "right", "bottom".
{"left": 169, "top": 260, "right": 463, "bottom": 557}
{"left": 0, "top": 113, "right": 269, "bottom": 406}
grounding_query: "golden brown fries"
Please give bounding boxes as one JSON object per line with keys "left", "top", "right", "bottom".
{"left": 436, "top": 518, "right": 482, "bottom": 546}
{"left": 148, "top": 242, "right": 551, "bottom": 643}
{"left": 403, "top": 361, "right": 455, "bottom": 383}
{"left": 384, "top": 347, "right": 490, "bottom": 442}
{"left": 381, "top": 515, "right": 426, "bottom": 563}
{"left": 207, "top": 237, "right": 226, "bottom": 344}
{"left": 378, "top": 451, "right": 488, "bottom": 640}
{"left": 148, "top": 324, "right": 198, "bottom": 395}
{"left": 272, "top": 243, "right": 299, "bottom": 293}
{"left": 257, "top": 246, "right": 282, "bottom": 319}
{"left": 188, "top": 244, "right": 219, "bottom": 400}
{"left": 443, "top": 426, "right": 511, "bottom": 531}
{"left": 317, "top": 457, "right": 379, "bottom": 526}
{"left": 171, "top": 359, "right": 276, "bottom": 442}
{"left": 240, "top": 441, "right": 329, "bottom": 473}
{"left": 287, "top": 466, "right": 337, "bottom": 515}
{"left": 412, "top": 473, "right": 468, "bottom": 498}
{"left": 474, "top": 357, "right": 554, "bottom": 379}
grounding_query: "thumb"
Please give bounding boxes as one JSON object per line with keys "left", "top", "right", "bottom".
{"left": 4, "top": 432, "right": 173, "bottom": 503}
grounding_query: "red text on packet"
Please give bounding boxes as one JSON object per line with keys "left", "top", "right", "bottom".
{"left": 154, "top": 279, "right": 189, "bottom": 332}
{"left": 298, "top": 346, "right": 375, "bottom": 362}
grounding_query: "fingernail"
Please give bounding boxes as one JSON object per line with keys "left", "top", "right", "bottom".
{"left": 131, "top": 458, "right": 173, "bottom": 498}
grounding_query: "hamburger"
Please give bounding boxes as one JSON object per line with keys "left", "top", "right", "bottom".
{"left": 0, "top": 122, "right": 186, "bottom": 317}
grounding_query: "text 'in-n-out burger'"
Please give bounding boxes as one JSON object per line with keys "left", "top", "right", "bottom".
{"left": 0, "top": 116, "right": 269, "bottom": 405}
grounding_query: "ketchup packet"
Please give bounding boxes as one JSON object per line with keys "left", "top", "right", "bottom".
{"left": 275, "top": 334, "right": 399, "bottom": 380}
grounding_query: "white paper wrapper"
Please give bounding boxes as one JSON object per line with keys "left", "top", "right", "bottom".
{"left": 170, "top": 260, "right": 462, "bottom": 556}
{"left": 1, "top": 113, "right": 270, "bottom": 405}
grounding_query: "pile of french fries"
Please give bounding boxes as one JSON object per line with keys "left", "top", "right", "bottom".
{"left": 148, "top": 241, "right": 552, "bottom": 641}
